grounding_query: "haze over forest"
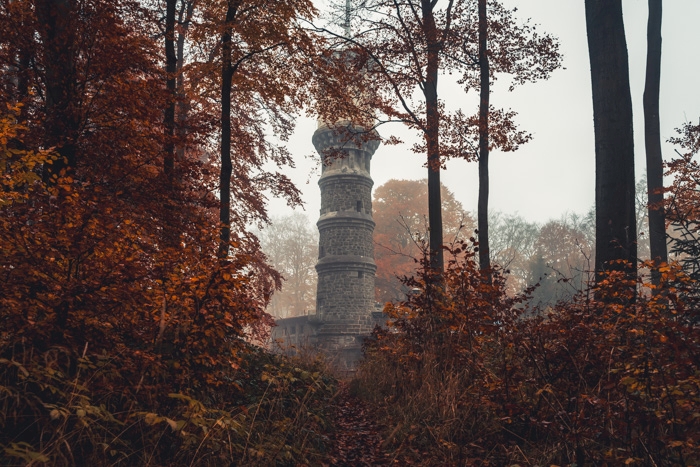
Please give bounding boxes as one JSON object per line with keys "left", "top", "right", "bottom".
{"left": 2, "top": 0, "right": 700, "bottom": 464}
{"left": 270, "top": 0, "right": 700, "bottom": 225}
{"left": 262, "top": 0, "right": 700, "bottom": 319}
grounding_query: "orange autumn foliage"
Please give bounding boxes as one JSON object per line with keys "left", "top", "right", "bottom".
{"left": 373, "top": 179, "right": 473, "bottom": 303}
{"left": 0, "top": 0, "right": 325, "bottom": 410}
{"left": 359, "top": 240, "right": 700, "bottom": 465}
{"left": 0, "top": 1, "right": 338, "bottom": 464}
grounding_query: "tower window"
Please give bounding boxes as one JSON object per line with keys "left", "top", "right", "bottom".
{"left": 319, "top": 246, "right": 325, "bottom": 258}
{"left": 358, "top": 271, "right": 364, "bottom": 279}
{"left": 356, "top": 200, "right": 362, "bottom": 212}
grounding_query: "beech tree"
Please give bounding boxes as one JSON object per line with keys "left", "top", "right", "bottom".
{"left": 157, "top": 0, "right": 197, "bottom": 166}
{"left": 34, "top": 0, "right": 80, "bottom": 182}
{"left": 643, "top": 0, "right": 667, "bottom": 287}
{"left": 0, "top": 0, "right": 319, "bottom": 389}
{"left": 186, "top": 0, "right": 316, "bottom": 258}
{"left": 585, "top": 0, "right": 637, "bottom": 283}
{"left": 373, "top": 179, "right": 473, "bottom": 302}
{"left": 322, "top": 1, "right": 560, "bottom": 278}
{"left": 164, "top": 0, "right": 177, "bottom": 178}
{"left": 327, "top": 0, "right": 457, "bottom": 273}
{"left": 450, "top": 2, "right": 562, "bottom": 273}
{"left": 477, "top": 0, "right": 490, "bottom": 272}
{"left": 258, "top": 214, "right": 318, "bottom": 318}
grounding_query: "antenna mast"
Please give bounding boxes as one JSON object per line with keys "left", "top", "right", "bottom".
{"left": 344, "top": 0, "right": 351, "bottom": 38}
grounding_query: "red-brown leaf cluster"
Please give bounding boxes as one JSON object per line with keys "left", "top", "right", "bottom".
{"left": 358, "top": 241, "right": 700, "bottom": 465}
{"left": 0, "top": 2, "right": 324, "bottom": 463}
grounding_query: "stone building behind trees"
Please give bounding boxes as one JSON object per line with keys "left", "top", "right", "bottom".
{"left": 271, "top": 121, "right": 384, "bottom": 369}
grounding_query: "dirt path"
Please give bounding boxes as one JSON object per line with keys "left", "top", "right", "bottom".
{"left": 324, "top": 382, "right": 392, "bottom": 466}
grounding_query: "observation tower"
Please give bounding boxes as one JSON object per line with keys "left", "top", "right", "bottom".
{"left": 311, "top": 123, "right": 380, "bottom": 367}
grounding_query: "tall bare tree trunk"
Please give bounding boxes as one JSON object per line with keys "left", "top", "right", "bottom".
{"left": 477, "top": 0, "right": 491, "bottom": 273}
{"left": 643, "top": 0, "right": 667, "bottom": 287}
{"left": 35, "top": 0, "right": 79, "bottom": 181}
{"left": 585, "top": 0, "right": 637, "bottom": 285}
{"left": 158, "top": 0, "right": 180, "bottom": 352}
{"left": 219, "top": 0, "right": 239, "bottom": 259}
{"left": 421, "top": 0, "right": 444, "bottom": 273}
{"left": 164, "top": 0, "right": 176, "bottom": 177}
{"left": 176, "top": 0, "right": 195, "bottom": 161}
{"left": 35, "top": 0, "right": 80, "bottom": 334}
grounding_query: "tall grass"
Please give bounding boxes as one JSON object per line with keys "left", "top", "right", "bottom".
{"left": 0, "top": 343, "right": 338, "bottom": 466}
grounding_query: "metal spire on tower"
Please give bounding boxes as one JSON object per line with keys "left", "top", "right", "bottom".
{"left": 344, "top": 0, "right": 351, "bottom": 38}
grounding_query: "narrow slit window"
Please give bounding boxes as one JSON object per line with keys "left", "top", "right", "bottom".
{"left": 319, "top": 246, "right": 325, "bottom": 258}
{"left": 358, "top": 271, "right": 364, "bottom": 279}
{"left": 356, "top": 200, "right": 362, "bottom": 212}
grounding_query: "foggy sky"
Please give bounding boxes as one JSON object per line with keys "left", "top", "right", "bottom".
{"left": 268, "top": 0, "right": 700, "bottom": 225}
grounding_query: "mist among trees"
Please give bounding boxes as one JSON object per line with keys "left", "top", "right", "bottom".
{"left": 1, "top": 0, "right": 699, "bottom": 465}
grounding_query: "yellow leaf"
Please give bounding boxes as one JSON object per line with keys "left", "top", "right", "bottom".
{"left": 144, "top": 413, "right": 159, "bottom": 425}
{"left": 165, "top": 417, "right": 181, "bottom": 431}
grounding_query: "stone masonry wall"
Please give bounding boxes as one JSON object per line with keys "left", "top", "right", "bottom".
{"left": 269, "top": 119, "right": 385, "bottom": 370}
{"left": 319, "top": 223, "right": 374, "bottom": 258}
{"left": 308, "top": 124, "right": 380, "bottom": 369}
{"left": 319, "top": 178, "right": 373, "bottom": 215}
{"left": 315, "top": 269, "right": 376, "bottom": 334}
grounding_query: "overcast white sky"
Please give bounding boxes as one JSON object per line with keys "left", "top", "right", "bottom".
{"left": 267, "top": 0, "right": 700, "bottom": 226}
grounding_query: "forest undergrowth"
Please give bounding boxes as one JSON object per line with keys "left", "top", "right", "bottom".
{"left": 2, "top": 110, "right": 699, "bottom": 465}
{"left": 3, "top": 255, "right": 699, "bottom": 466}
{"left": 0, "top": 342, "right": 340, "bottom": 466}
{"left": 353, "top": 243, "right": 700, "bottom": 466}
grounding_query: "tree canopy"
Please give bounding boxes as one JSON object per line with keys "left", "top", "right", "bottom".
{"left": 373, "top": 178, "right": 473, "bottom": 302}
{"left": 1, "top": 1, "right": 699, "bottom": 465}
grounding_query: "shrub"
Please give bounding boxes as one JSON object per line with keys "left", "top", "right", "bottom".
{"left": 357, "top": 242, "right": 700, "bottom": 466}
{"left": 0, "top": 343, "right": 337, "bottom": 466}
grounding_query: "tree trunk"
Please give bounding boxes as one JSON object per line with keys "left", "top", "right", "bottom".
{"left": 164, "top": 0, "right": 176, "bottom": 177}
{"left": 643, "top": 0, "right": 667, "bottom": 286}
{"left": 11, "top": 7, "right": 32, "bottom": 119}
{"left": 35, "top": 0, "right": 79, "bottom": 181}
{"left": 421, "top": 0, "right": 444, "bottom": 273}
{"left": 35, "top": 0, "right": 80, "bottom": 334}
{"left": 176, "top": 0, "right": 195, "bottom": 161}
{"left": 584, "top": 0, "right": 637, "bottom": 283}
{"left": 219, "top": 0, "right": 239, "bottom": 259}
{"left": 477, "top": 0, "right": 491, "bottom": 273}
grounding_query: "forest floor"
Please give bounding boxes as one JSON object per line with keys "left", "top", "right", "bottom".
{"left": 324, "top": 382, "right": 394, "bottom": 466}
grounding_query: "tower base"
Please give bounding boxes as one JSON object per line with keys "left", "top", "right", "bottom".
{"left": 270, "top": 309, "right": 385, "bottom": 372}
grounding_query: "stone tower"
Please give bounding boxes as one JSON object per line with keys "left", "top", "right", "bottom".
{"left": 312, "top": 124, "right": 379, "bottom": 367}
